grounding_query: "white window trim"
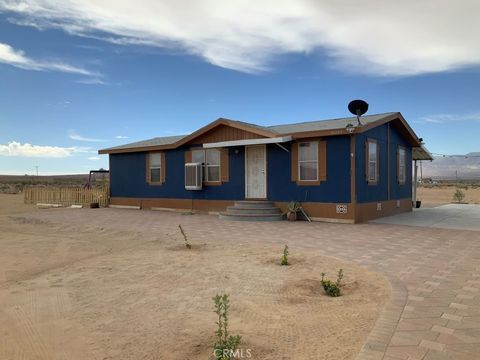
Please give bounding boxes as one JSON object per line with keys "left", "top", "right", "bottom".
{"left": 367, "top": 140, "right": 378, "bottom": 183}
{"left": 191, "top": 148, "right": 221, "bottom": 182}
{"left": 149, "top": 153, "right": 162, "bottom": 183}
{"left": 298, "top": 141, "right": 319, "bottom": 182}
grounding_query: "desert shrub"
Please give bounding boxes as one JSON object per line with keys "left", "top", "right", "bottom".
{"left": 178, "top": 224, "right": 191, "bottom": 249}
{"left": 213, "top": 294, "right": 241, "bottom": 360}
{"left": 321, "top": 269, "right": 344, "bottom": 297}
{"left": 453, "top": 189, "right": 465, "bottom": 203}
{"left": 280, "top": 245, "right": 289, "bottom": 266}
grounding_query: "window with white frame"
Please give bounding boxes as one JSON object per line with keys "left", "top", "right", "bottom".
{"left": 191, "top": 148, "right": 221, "bottom": 182}
{"left": 398, "top": 147, "right": 406, "bottom": 184}
{"left": 367, "top": 140, "right": 378, "bottom": 183}
{"left": 298, "top": 141, "right": 318, "bottom": 181}
{"left": 149, "top": 153, "right": 162, "bottom": 183}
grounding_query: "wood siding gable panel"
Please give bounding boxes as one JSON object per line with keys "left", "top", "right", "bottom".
{"left": 188, "top": 124, "right": 265, "bottom": 145}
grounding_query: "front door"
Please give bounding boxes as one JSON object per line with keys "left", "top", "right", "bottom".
{"left": 245, "top": 145, "right": 267, "bottom": 199}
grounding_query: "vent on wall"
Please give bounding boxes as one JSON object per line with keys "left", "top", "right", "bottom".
{"left": 336, "top": 204, "right": 348, "bottom": 214}
{"left": 185, "top": 163, "right": 203, "bottom": 190}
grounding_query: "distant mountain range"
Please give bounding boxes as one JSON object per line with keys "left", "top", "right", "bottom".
{"left": 421, "top": 152, "right": 480, "bottom": 179}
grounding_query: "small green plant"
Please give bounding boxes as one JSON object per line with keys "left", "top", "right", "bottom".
{"left": 213, "top": 294, "right": 241, "bottom": 360}
{"left": 453, "top": 189, "right": 465, "bottom": 203}
{"left": 285, "top": 201, "right": 301, "bottom": 221}
{"left": 321, "top": 269, "right": 344, "bottom": 297}
{"left": 178, "top": 224, "right": 191, "bottom": 249}
{"left": 280, "top": 245, "right": 289, "bottom": 266}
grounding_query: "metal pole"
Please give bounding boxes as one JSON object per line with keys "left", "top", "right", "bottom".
{"left": 420, "top": 161, "right": 423, "bottom": 182}
{"left": 35, "top": 166, "right": 39, "bottom": 176}
{"left": 413, "top": 160, "right": 418, "bottom": 204}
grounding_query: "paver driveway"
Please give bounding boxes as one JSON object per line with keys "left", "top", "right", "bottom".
{"left": 24, "top": 208, "right": 480, "bottom": 360}
{"left": 372, "top": 204, "right": 480, "bottom": 232}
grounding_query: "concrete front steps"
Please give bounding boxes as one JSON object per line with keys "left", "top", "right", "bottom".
{"left": 219, "top": 200, "right": 284, "bottom": 221}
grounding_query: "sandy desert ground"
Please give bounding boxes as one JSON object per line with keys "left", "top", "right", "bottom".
{"left": 417, "top": 186, "right": 480, "bottom": 206}
{"left": 0, "top": 194, "right": 390, "bottom": 360}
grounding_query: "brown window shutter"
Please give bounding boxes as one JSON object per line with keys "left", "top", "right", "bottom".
{"left": 220, "top": 148, "right": 229, "bottom": 182}
{"left": 319, "top": 140, "right": 327, "bottom": 181}
{"left": 161, "top": 152, "right": 166, "bottom": 184}
{"left": 291, "top": 142, "right": 298, "bottom": 182}
{"left": 146, "top": 153, "right": 150, "bottom": 183}
{"left": 185, "top": 149, "right": 192, "bottom": 163}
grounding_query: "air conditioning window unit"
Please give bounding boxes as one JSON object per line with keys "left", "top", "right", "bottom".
{"left": 185, "top": 162, "right": 203, "bottom": 190}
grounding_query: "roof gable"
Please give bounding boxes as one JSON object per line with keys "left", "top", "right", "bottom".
{"left": 99, "top": 118, "right": 277, "bottom": 154}
{"left": 99, "top": 112, "right": 421, "bottom": 154}
{"left": 174, "top": 118, "right": 277, "bottom": 147}
{"left": 186, "top": 124, "right": 266, "bottom": 145}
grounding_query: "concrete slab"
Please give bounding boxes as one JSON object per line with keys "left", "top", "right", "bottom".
{"left": 371, "top": 204, "right": 480, "bottom": 231}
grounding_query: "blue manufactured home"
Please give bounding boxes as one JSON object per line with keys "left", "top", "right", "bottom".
{"left": 99, "top": 112, "right": 432, "bottom": 222}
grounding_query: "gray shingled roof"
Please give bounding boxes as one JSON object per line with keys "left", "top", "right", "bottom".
{"left": 100, "top": 112, "right": 397, "bottom": 152}
{"left": 266, "top": 113, "right": 396, "bottom": 134}
{"left": 101, "top": 135, "right": 186, "bottom": 151}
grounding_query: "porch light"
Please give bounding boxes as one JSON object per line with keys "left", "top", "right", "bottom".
{"left": 345, "top": 123, "right": 355, "bottom": 134}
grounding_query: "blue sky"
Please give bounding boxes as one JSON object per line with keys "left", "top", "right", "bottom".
{"left": 0, "top": 1, "right": 479, "bottom": 175}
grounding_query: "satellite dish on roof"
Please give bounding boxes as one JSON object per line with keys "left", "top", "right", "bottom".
{"left": 348, "top": 99, "right": 369, "bottom": 126}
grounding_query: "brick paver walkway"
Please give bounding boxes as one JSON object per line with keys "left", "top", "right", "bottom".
{"left": 29, "top": 208, "right": 480, "bottom": 360}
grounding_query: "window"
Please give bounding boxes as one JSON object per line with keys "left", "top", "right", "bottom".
{"left": 398, "top": 146, "right": 406, "bottom": 184}
{"left": 149, "top": 153, "right": 162, "bottom": 183}
{"left": 298, "top": 141, "right": 318, "bottom": 181}
{"left": 191, "top": 148, "right": 221, "bottom": 182}
{"left": 367, "top": 140, "right": 378, "bottom": 183}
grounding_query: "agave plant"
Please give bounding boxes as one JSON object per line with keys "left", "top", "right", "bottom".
{"left": 286, "top": 201, "right": 301, "bottom": 221}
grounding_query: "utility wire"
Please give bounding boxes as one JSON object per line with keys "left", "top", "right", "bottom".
{"left": 430, "top": 153, "right": 480, "bottom": 158}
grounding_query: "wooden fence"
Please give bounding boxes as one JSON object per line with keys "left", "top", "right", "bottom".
{"left": 24, "top": 186, "right": 110, "bottom": 208}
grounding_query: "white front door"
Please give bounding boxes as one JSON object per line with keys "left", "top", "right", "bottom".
{"left": 245, "top": 145, "right": 267, "bottom": 199}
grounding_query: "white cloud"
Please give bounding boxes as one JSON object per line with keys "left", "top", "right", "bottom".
{"left": 419, "top": 113, "right": 480, "bottom": 124}
{"left": 0, "top": 42, "right": 101, "bottom": 78}
{"left": 115, "top": 135, "right": 129, "bottom": 139}
{"left": 87, "top": 156, "right": 101, "bottom": 160}
{"left": 1, "top": 0, "right": 479, "bottom": 75}
{"left": 68, "top": 129, "right": 106, "bottom": 142}
{"left": 76, "top": 77, "right": 108, "bottom": 85}
{"left": 0, "top": 141, "right": 93, "bottom": 158}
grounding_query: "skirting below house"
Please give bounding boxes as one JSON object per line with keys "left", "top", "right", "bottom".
{"left": 110, "top": 197, "right": 234, "bottom": 212}
{"left": 110, "top": 197, "right": 413, "bottom": 223}
{"left": 355, "top": 198, "right": 412, "bottom": 223}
